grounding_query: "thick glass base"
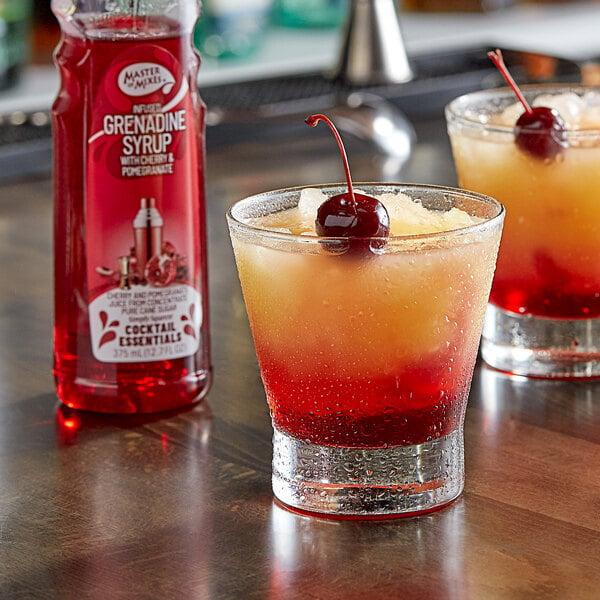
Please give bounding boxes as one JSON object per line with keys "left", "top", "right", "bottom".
{"left": 481, "top": 304, "right": 600, "bottom": 379}
{"left": 272, "top": 427, "right": 464, "bottom": 518}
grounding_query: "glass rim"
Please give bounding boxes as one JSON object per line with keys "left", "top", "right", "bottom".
{"left": 226, "top": 182, "right": 505, "bottom": 244}
{"left": 445, "top": 84, "right": 600, "bottom": 138}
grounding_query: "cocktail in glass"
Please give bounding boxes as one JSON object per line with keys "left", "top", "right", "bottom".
{"left": 446, "top": 86, "right": 600, "bottom": 378}
{"left": 227, "top": 183, "right": 504, "bottom": 517}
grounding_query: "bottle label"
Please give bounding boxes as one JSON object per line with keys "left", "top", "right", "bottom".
{"left": 86, "top": 43, "right": 202, "bottom": 363}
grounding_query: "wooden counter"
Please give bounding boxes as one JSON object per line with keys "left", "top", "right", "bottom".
{"left": 0, "top": 116, "right": 598, "bottom": 599}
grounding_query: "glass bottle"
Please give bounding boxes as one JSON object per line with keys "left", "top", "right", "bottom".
{"left": 0, "top": 0, "right": 33, "bottom": 89}
{"left": 195, "top": 0, "right": 274, "bottom": 60}
{"left": 274, "top": 0, "right": 347, "bottom": 29}
{"left": 51, "top": 0, "right": 212, "bottom": 413}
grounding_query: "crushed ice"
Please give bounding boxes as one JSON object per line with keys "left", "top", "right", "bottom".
{"left": 495, "top": 91, "right": 600, "bottom": 130}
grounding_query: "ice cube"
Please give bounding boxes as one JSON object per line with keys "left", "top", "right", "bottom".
{"left": 577, "top": 92, "right": 600, "bottom": 130}
{"left": 533, "top": 92, "right": 584, "bottom": 127}
{"left": 379, "top": 192, "right": 436, "bottom": 235}
{"left": 378, "top": 192, "right": 477, "bottom": 236}
{"left": 438, "top": 207, "right": 479, "bottom": 230}
{"left": 298, "top": 188, "right": 327, "bottom": 218}
{"left": 581, "top": 108, "right": 600, "bottom": 130}
{"left": 584, "top": 90, "right": 600, "bottom": 108}
{"left": 496, "top": 102, "right": 525, "bottom": 127}
{"left": 247, "top": 216, "right": 293, "bottom": 233}
{"left": 378, "top": 192, "right": 418, "bottom": 232}
{"left": 295, "top": 188, "right": 328, "bottom": 233}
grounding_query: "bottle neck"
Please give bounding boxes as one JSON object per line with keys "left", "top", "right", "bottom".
{"left": 51, "top": 0, "right": 200, "bottom": 35}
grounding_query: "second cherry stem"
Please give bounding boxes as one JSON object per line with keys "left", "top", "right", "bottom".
{"left": 487, "top": 49, "right": 533, "bottom": 115}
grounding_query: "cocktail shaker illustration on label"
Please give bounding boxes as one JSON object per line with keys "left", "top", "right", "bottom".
{"left": 89, "top": 193, "right": 201, "bottom": 364}
{"left": 133, "top": 197, "right": 163, "bottom": 280}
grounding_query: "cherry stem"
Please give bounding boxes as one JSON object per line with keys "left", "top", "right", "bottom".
{"left": 305, "top": 114, "right": 356, "bottom": 203}
{"left": 487, "top": 49, "right": 533, "bottom": 115}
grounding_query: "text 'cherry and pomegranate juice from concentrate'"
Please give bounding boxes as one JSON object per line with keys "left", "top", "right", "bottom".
{"left": 52, "top": 2, "right": 211, "bottom": 413}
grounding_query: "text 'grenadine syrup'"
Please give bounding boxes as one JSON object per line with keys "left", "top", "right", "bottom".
{"left": 51, "top": 4, "right": 211, "bottom": 413}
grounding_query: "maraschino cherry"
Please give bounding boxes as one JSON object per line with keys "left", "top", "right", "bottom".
{"left": 305, "top": 114, "right": 390, "bottom": 254}
{"left": 488, "top": 49, "right": 568, "bottom": 160}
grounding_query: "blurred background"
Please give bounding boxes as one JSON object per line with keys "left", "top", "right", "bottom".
{"left": 12, "top": 1, "right": 600, "bottom": 70}
{"left": 1, "top": 0, "right": 600, "bottom": 179}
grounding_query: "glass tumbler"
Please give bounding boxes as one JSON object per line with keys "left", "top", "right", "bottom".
{"left": 447, "top": 86, "right": 600, "bottom": 378}
{"left": 227, "top": 183, "right": 504, "bottom": 517}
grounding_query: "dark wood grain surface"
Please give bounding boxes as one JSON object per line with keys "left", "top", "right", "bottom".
{"left": 0, "top": 117, "right": 598, "bottom": 600}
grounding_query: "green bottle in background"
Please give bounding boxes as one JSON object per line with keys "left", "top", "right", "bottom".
{"left": 195, "top": 0, "right": 274, "bottom": 60}
{"left": 274, "top": 0, "right": 347, "bottom": 29}
{"left": 0, "top": 0, "right": 32, "bottom": 89}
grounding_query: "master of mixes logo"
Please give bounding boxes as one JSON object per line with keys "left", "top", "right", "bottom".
{"left": 117, "top": 62, "right": 176, "bottom": 97}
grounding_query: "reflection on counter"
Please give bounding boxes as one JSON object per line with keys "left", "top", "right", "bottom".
{"left": 474, "top": 364, "right": 600, "bottom": 442}
{"left": 54, "top": 403, "right": 215, "bottom": 598}
{"left": 268, "top": 498, "right": 467, "bottom": 598}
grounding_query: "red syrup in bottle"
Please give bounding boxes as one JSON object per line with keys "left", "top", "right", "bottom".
{"left": 51, "top": 6, "right": 211, "bottom": 413}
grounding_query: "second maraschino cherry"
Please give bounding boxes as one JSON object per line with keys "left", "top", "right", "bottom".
{"left": 488, "top": 49, "right": 568, "bottom": 160}
{"left": 305, "top": 114, "right": 390, "bottom": 253}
